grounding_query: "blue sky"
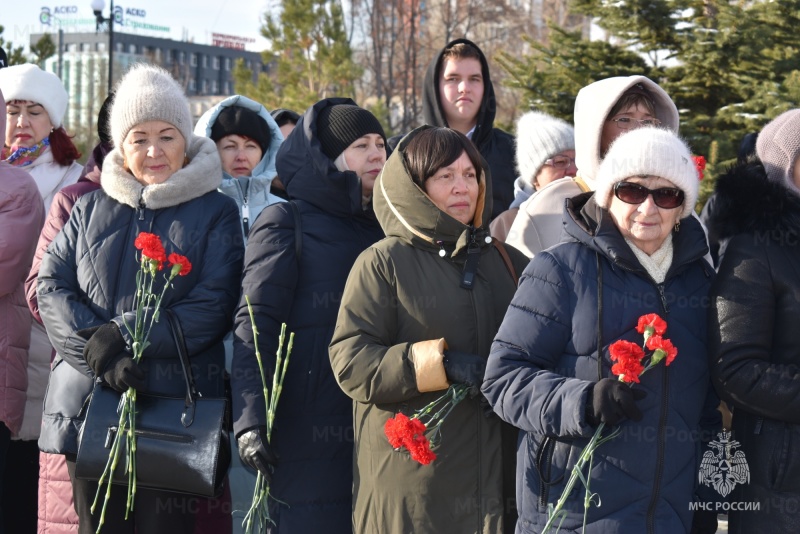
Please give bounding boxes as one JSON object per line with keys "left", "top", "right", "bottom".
{"left": 2, "top": 0, "right": 271, "bottom": 53}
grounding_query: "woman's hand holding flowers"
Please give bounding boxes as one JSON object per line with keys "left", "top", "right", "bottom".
{"left": 443, "top": 350, "right": 486, "bottom": 397}
{"left": 586, "top": 378, "right": 647, "bottom": 427}
{"left": 238, "top": 426, "right": 279, "bottom": 483}
{"left": 79, "top": 322, "right": 146, "bottom": 392}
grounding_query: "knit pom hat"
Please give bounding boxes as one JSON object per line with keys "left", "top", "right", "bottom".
{"left": 515, "top": 111, "right": 575, "bottom": 185}
{"left": 210, "top": 105, "right": 272, "bottom": 154}
{"left": 755, "top": 109, "right": 800, "bottom": 194}
{"left": 595, "top": 127, "right": 698, "bottom": 219}
{"left": 110, "top": 64, "right": 193, "bottom": 148}
{"left": 316, "top": 104, "right": 386, "bottom": 160}
{"left": 0, "top": 63, "right": 68, "bottom": 127}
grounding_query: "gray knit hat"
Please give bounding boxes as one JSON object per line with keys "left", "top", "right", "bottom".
{"left": 110, "top": 64, "right": 193, "bottom": 148}
{"left": 595, "top": 127, "right": 698, "bottom": 219}
{"left": 515, "top": 111, "right": 575, "bottom": 186}
{"left": 755, "top": 109, "right": 800, "bottom": 194}
{"left": 316, "top": 104, "right": 386, "bottom": 160}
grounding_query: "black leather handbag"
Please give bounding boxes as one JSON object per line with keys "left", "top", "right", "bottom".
{"left": 75, "top": 311, "right": 230, "bottom": 498}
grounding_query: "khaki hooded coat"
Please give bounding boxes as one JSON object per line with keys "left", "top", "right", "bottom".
{"left": 329, "top": 126, "right": 528, "bottom": 533}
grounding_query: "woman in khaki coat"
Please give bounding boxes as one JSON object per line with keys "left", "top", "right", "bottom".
{"left": 329, "top": 126, "right": 528, "bottom": 533}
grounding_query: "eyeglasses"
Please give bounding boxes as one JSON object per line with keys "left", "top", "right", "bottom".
{"left": 613, "top": 181, "right": 684, "bottom": 209}
{"left": 609, "top": 117, "right": 662, "bottom": 130}
{"left": 544, "top": 156, "right": 576, "bottom": 169}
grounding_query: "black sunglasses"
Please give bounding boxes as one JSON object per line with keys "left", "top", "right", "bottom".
{"left": 613, "top": 181, "right": 685, "bottom": 209}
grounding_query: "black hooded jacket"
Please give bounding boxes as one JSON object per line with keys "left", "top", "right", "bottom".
{"left": 231, "top": 97, "right": 385, "bottom": 533}
{"left": 390, "top": 38, "right": 516, "bottom": 219}
{"left": 707, "top": 160, "right": 800, "bottom": 533}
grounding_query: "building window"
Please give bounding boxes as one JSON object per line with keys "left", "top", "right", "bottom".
{"left": 201, "top": 55, "right": 208, "bottom": 68}
{"left": 128, "top": 44, "right": 136, "bottom": 54}
{"left": 211, "top": 80, "right": 218, "bottom": 93}
{"left": 68, "top": 43, "right": 78, "bottom": 52}
{"left": 154, "top": 48, "right": 162, "bottom": 61}
{"left": 212, "top": 56, "right": 220, "bottom": 70}
{"left": 97, "top": 42, "right": 106, "bottom": 52}
{"left": 201, "top": 79, "right": 208, "bottom": 94}
{"left": 189, "top": 79, "right": 196, "bottom": 92}
{"left": 165, "top": 49, "right": 172, "bottom": 64}
{"left": 115, "top": 42, "right": 124, "bottom": 53}
{"left": 179, "top": 51, "right": 185, "bottom": 65}
{"left": 223, "top": 81, "right": 230, "bottom": 94}
{"left": 82, "top": 43, "right": 92, "bottom": 52}
{"left": 190, "top": 53, "right": 197, "bottom": 67}
{"left": 224, "top": 57, "right": 231, "bottom": 71}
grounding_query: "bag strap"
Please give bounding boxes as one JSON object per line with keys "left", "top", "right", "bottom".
{"left": 165, "top": 309, "right": 199, "bottom": 427}
{"left": 492, "top": 240, "right": 519, "bottom": 285}
{"left": 289, "top": 200, "right": 302, "bottom": 262}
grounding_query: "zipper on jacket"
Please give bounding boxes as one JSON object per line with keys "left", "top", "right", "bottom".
{"left": 537, "top": 437, "right": 556, "bottom": 509}
{"left": 656, "top": 283, "right": 669, "bottom": 314}
{"left": 137, "top": 190, "right": 146, "bottom": 221}
{"left": 242, "top": 201, "right": 250, "bottom": 236}
{"left": 646, "top": 367, "right": 670, "bottom": 533}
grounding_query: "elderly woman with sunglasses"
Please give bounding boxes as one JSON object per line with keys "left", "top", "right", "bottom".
{"left": 483, "top": 127, "right": 722, "bottom": 534}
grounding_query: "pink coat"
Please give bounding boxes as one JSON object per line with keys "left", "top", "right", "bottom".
{"left": 0, "top": 160, "right": 44, "bottom": 436}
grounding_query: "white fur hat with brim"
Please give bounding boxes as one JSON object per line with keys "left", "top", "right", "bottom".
{"left": 0, "top": 64, "right": 68, "bottom": 127}
{"left": 595, "top": 127, "right": 698, "bottom": 219}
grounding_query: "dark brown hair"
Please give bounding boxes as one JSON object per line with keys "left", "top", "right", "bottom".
{"left": 607, "top": 84, "right": 657, "bottom": 119}
{"left": 442, "top": 42, "right": 482, "bottom": 63}
{"left": 403, "top": 127, "right": 483, "bottom": 190}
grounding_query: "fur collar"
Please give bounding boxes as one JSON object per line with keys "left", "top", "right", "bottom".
{"left": 101, "top": 135, "right": 221, "bottom": 209}
{"left": 709, "top": 160, "right": 800, "bottom": 240}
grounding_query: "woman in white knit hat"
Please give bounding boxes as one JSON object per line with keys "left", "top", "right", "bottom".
{"left": 507, "top": 76, "right": 680, "bottom": 258}
{"left": 490, "top": 110, "right": 575, "bottom": 243}
{"left": 37, "top": 64, "right": 243, "bottom": 534}
{"left": 484, "top": 127, "right": 721, "bottom": 534}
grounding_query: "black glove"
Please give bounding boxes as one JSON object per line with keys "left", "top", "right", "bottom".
{"left": 443, "top": 350, "right": 486, "bottom": 398}
{"left": 690, "top": 510, "right": 718, "bottom": 534}
{"left": 238, "top": 426, "right": 278, "bottom": 482}
{"left": 80, "top": 323, "right": 127, "bottom": 376}
{"left": 586, "top": 378, "right": 647, "bottom": 427}
{"left": 100, "top": 352, "right": 146, "bottom": 392}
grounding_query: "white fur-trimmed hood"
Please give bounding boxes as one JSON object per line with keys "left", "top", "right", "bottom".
{"left": 101, "top": 134, "right": 222, "bottom": 209}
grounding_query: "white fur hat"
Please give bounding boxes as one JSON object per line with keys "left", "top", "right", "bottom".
{"left": 0, "top": 64, "right": 68, "bottom": 127}
{"left": 574, "top": 75, "right": 679, "bottom": 188}
{"left": 110, "top": 63, "right": 193, "bottom": 148}
{"left": 515, "top": 111, "right": 575, "bottom": 187}
{"left": 595, "top": 127, "right": 698, "bottom": 219}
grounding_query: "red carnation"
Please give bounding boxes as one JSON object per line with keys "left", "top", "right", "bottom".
{"left": 692, "top": 155, "right": 706, "bottom": 181}
{"left": 384, "top": 413, "right": 437, "bottom": 465}
{"left": 168, "top": 253, "right": 192, "bottom": 276}
{"left": 646, "top": 335, "right": 678, "bottom": 366}
{"left": 635, "top": 314, "right": 667, "bottom": 337}
{"left": 134, "top": 232, "right": 166, "bottom": 267}
{"left": 609, "top": 340, "right": 646, "bottom": 383}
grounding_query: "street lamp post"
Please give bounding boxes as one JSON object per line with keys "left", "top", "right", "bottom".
{"left": 91, "top": 0, "right": 114, "bottom": 96}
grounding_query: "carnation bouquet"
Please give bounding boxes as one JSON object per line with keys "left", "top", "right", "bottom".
{"left": 384, "top": 383, "right": 471, "bottom": 465}
{"left": 543, "top": 313, "right": 677, "bottom": 533}
{"left": 92, "top": 232, "right": 192, "bottom": 532}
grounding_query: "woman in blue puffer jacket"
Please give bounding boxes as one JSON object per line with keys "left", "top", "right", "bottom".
{"left": 483, "top": 128, "right": 721, "bottom": 534}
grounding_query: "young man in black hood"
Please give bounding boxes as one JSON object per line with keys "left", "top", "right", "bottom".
{"left": 390, "top": 39, "right": 516, "bottom": 219}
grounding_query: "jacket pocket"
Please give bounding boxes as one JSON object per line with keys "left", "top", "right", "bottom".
{"left": 770, "top": 422, "right": 800, "bottom": 492}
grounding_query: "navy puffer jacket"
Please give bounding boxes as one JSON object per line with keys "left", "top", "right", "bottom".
{"left": 483, "top": 193, "right": 720, "bottom": 534}
{"left": 231, "top": 97, "right": 385, "bottom": 533}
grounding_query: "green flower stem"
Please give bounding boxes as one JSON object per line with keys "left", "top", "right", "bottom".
{"left": 243, "top": 297, "right": 293, "bottom": 534}
{"left": 543, "top": 422, "right": 607, "bottom": 533}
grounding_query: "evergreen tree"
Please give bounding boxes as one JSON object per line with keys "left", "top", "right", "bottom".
{"left": 0, "top": 25, "right": 27, "bottom": 66}
{"left": 501, "top": 0, "right": 800, "bottom": 207}
{"left": 30, "top": 33, "right": 56, "bottom": 67}
{"left": 234, "top": 0, "right": 362, "bottom": 113}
